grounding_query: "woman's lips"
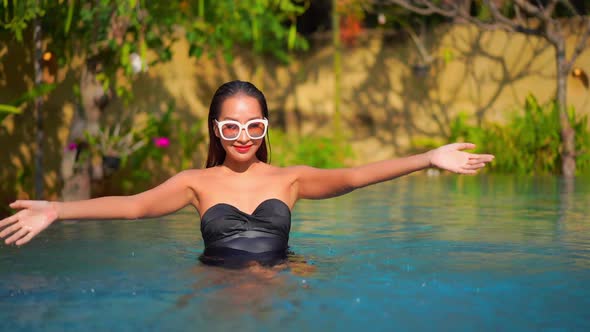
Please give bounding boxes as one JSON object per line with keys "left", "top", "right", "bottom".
{"left": 234, "top": 145, "right": 252, "bottom": 153}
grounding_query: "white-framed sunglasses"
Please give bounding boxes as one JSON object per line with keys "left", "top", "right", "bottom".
{"left": 214, "top": 118, "right": 268, "bottom": 141}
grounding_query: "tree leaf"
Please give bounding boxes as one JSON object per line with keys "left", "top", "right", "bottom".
{"left": 0, "top": 104, "right": 22, "bottom": 114}
{"left": 64, "top": 0, "right": 74, "bottom": 35}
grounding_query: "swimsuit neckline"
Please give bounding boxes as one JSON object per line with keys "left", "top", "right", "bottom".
{"left": 200, "top": 198, "right": 291, "bottom": 220}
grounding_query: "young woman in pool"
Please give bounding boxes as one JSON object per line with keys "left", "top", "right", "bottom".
{"left": 0, "top": 80, "right": 494, "bottom": 266}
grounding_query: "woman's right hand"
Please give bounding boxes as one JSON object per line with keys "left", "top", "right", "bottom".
{"left": 0, "top": 200, "right": 59, "bottom": 246}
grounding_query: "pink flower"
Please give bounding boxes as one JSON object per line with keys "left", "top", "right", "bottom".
{"left": 153, "top": 137, "right": 170, "bottom": 148}
{"left": 67, "top": 142, "right": 77, "bottom": 151}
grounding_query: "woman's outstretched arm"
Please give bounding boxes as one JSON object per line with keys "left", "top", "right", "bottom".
{"left": 0, "top": 170, "right": 199, "bottom": 246}
{"left": 294, "top": 143, "right": 494, "bottom": 200}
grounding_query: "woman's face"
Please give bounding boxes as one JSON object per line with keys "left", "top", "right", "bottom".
{"left": 215, "top": 95, "right": 266, "bottom": 164}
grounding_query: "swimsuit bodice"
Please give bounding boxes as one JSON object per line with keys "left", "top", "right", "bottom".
{"left": 200, "top": 199, "right": 291, "bottom": 258}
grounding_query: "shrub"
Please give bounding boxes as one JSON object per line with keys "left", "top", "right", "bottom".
{"left": 268, "top": 129, "right": 353, "bottom": 168}
{"left": 449, "top": 95, "right": 590, "bottom": 174}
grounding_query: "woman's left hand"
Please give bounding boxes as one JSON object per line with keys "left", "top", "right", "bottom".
{"left": 428, "top": 143, "right": 494, "bottom": 174}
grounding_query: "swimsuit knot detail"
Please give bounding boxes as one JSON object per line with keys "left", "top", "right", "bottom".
{"left": 199, "top": 199, "right": 291, "bottom": 268}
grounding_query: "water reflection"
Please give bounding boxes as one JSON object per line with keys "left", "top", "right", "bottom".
{"left": 175, "top": 259, "right": 312, "bottom": 317}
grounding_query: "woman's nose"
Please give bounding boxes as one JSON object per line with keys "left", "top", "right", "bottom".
{"left": 236, "top": 128, "right": 249, "bottom": 143}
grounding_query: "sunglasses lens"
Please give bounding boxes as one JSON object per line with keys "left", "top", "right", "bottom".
{"left": 221, "top": 123, "right": 240, "bottom": 139}
{"left": 247, "top": 121, "right": 266, "bottom": 138}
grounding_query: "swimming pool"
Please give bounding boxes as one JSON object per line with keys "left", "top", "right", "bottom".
{"left": 1, "top": 175, "right": 589, "bottom": 331}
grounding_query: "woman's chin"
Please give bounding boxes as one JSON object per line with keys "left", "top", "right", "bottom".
{"left": 227, "top": 151, "right": 257, "bottom": 163}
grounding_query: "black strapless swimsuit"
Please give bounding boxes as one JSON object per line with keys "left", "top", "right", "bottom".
{"left": 199, "top": 199, "right": 291, "bottom": 268}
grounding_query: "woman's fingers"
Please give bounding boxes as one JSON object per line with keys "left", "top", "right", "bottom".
{"left": 453, "top": 142, "right": 476, "bottom": 151}
{"left": 459, "top": 168, "right": 478, "bottom": 175}
{"left": 5, "top": 227, "right": 29, "bottom": 245}
{"left": 463, "top": 163, "right": 486, "bottom": 170}
{"left": 469, "top": 154, "right": 495, "bottom": 162}
{"left": 15, "top": 231, "right": 36, "bottom": 246}
{"left": 0, "top": 222, "right": 22, "bottom": 238}
{"left": 0, "top": 213, "right": 18, "bottom": 228}
{"left": 9, "top": 200, "right": 34, "bottom": 210}
{"left": 460, "top": 160, "right": 483, "bottom": 173}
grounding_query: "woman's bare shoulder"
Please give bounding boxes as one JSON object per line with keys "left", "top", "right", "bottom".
{"left": 173, "top": 168, "right": 222, "bottom": 203}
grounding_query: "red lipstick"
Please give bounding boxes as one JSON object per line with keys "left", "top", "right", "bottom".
{"left": 234, "top": 145, "right": 252, "bottom": 153}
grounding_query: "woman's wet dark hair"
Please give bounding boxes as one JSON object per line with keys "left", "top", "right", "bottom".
{"left": 205, "top": 80, "right": 270, "bottom": 167}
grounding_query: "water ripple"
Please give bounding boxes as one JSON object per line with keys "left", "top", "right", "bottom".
{"left": 2, "top": 176, "right": 590, "bottom": 331}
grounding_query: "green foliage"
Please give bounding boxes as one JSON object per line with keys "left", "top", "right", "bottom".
{"left": 571, "top": 107, "right": 590, "bottom": 172}
{"left": 0, "top": 164, "right": 32, "bottom": 218}
{"left": 449, "top": 95, "right": 590, "bottom": 175}
{"left": 109, "top": 103, "right": 206, "bottom": 194}
{"left": 1, "top": 0, "right": 309, "bottom": 198}
{"left": 1, "top": 1, "right": 309, "bottom": 101}
{"left": 187, "top": 0, "right": 309, "bottom": 63}
{"left": 0, "top": 0, "right": 44, "bottom": 41}
{"left": 0, "top": 103, "right": 21, "bottom": 123}
{"left": 407, "top": 136, "right": 444, "bottom": 155}
{"left": 269, "top": 129, "right": 354, "bottom": 168}
{"left": 10, "top": 82, "right": 56, "bottom": 105}
{"left": 0, "top": 82, "right": 54, "bottom": 122}
{"left": 176, "top": 116, "right": 205, "bottom": 170}
{"left": 441, "top": 48, "right": 454, "bottom": 63}
{"left": 85, "top": 124, "right": 146, "bottom": 158}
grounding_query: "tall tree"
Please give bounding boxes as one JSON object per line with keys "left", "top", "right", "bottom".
{"left": 376, "top": 0, "right": 590, "bottom": 177}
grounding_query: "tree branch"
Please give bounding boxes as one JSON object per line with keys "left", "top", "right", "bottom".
{"left": 543, "top": 0, "right": 559, "bottom": 19}
{"left": 513, "top": 3, "right": 524, "bottom": 25}
{"left": 378, "top": 0, "right": 456, "bottom": 17}
{"left": 485, "top": 0, "right": 522, "bottom": 29}
{"left": 560, "top": 0, "right": 580, "bottom": 16}
{"left": 402, "top": 21, "right": 434, "bottom": 63}
{"left": 513, "top": 0, "right": 546, "bottom": 21}
{"left": 379, "top": 0, "right": 549, "bottom": 35}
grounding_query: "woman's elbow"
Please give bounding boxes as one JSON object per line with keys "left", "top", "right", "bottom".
{"left": 347, "top": 168, "right": 365, "bottom": 189}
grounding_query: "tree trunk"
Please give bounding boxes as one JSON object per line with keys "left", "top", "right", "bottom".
{"left": 61, "top": 59, "right": 107, "bottom": 201}
{"left": 555, "top": 42, "right": 576, "bottom": 177}
{"left": 33, "top": 15, "right": 44, "bottom": 199}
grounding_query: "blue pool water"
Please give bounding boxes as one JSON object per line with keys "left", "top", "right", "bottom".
{"left": 1, "top": 175, "right": 590, "bottom": 331}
